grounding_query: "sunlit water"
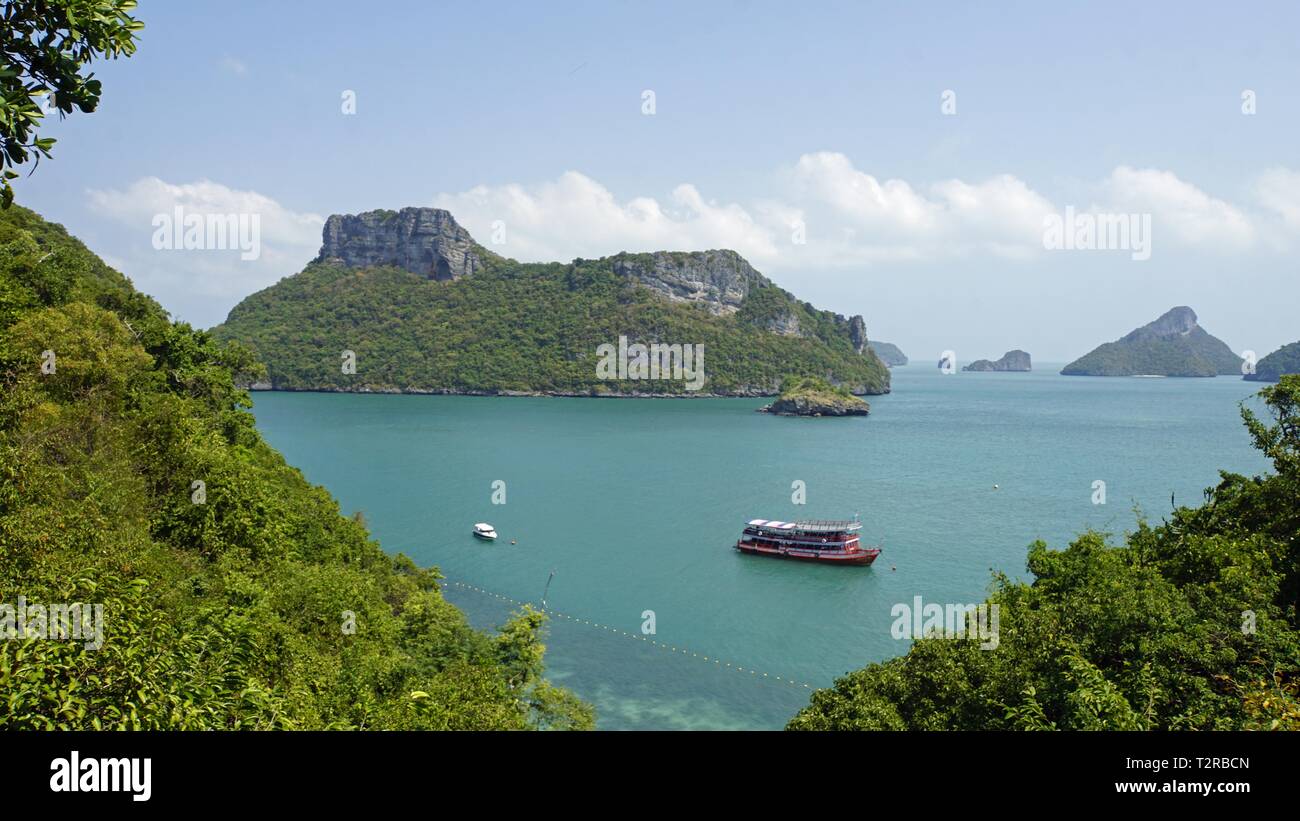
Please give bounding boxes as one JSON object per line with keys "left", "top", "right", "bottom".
{"left": 250, "top": 366, "right": 1270, "bottom": 729}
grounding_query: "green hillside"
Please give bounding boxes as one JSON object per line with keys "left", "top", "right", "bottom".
{"left": 1062, "top": 306, "right": 1242, "bottom": 377}
{"left": 212, "top": 238, "right": 890, "bottom": 397}
{"left": 0, "top": 204, "right": 590, "bottom": 730}
{"left": 1247, "top": 342, "right": 1300, "bottom": 383}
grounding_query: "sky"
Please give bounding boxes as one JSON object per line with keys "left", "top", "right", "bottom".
{"left": 15, "top": 0, "right": 1300, "bottom": 362}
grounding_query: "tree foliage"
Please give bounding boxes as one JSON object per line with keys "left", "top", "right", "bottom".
{"left": 0, "top": 204, "right": 591, "bottom": 729}
{"left": 212, "top": 255, "right": 890, "bottom": 397}
{"left": 0, "top": 0, "right": 143, "bottom": 206}
{"left": 790, "top": 376, "right": 1300, "bottom": 730}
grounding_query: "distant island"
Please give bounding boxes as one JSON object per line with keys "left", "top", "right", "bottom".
{"left": 213, "top": 208, "right": 890, "bottom": 398}
{"left": 963, "top": 350, "right": 1031, "bottom": 372}
{"left": 867, "top": 341, "right": 908, "bottom": 366}
{"left": 1245, "top": 341, "right": 1300, "bottom": 382}
{"left": 757, "top": 376, "right": 870, "bottom": 416}
{"left": 1061, "top": 306, "right": 1242, "bottom": 377}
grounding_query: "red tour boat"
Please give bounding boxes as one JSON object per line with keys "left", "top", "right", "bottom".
{"left": 735, "top": 518, "right": 881, "bottom": 565}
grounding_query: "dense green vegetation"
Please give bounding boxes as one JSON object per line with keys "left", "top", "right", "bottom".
{"left": 789, "top": 376, "right": 1300, "bottom": 730}
{"left": 212, "top": 254, "right": 890, "bottom": 397}
{"left": 0, "top": 0, "right": 143, "bottom": 207}
{"left": 1247, "top": 341, "right": 1300, "bottom": 383}
{"left": 779, "top": 374, "right": 860, "bottom": 403}
{"left": 0, "top": 205, "right": 592, "bottom": 729}
{"left": 788, "top": 374, "right": 851, "bottom": 395}
{"left": 761, "top": 375, "right": 870, "bottom": 416}
{"left": 1062, "top": 330, "right": 1242, "bottom": 377}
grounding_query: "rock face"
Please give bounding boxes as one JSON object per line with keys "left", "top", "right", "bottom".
{"left": 607, "top": 250, "right": 766, "bottom": 316}
{"left": 848, "top": 316, "right": 868, "bottom": 355}
{"left": 1245, "top": 342, "right": 1300, "bottom": 382}
{"left": 604, "top": 250, "right": 873, "bottom": 348}
{"left": 1121, "top": 305, "right": 1199, "bottom": 343}
{"left": 868, "top": 341, "right": 908, "bottom": 366}
{"left": 1062, "top": 306, "right": 1242, "bottom": 377}
{"left": 964, "top": 350, "right": 1031, "bottom": 372}
{"left": 316, "top": 207, "right": 488, "bottom": 281}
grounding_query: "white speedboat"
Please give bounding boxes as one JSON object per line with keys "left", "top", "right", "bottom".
{"left": 472, "top": 523, "right": 498, "bottom": 541}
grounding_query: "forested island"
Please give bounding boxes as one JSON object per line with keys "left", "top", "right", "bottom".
{"left": 1061, "top": 306, "right": 1242, "bottom": 377}
{"left": 1246, "top": 342, "right": 1300, "bottom": 383}
{"left": 212, "top": 208, "right": 891, "bottom": 398}
{"left": 867, "top": 341, "right": 908, "bottom": 366}
{"left": 963, "top": 350, "right": 1031, "bottom": 372}
{"left": 757, "top": 375, "right": 871, "bottom": 416}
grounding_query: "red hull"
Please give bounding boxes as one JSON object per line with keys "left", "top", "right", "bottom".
{"left": 735, "top": 540, "right": 880, "bottom": 566}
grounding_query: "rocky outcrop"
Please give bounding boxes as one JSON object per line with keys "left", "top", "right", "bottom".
{"left": 848, "top": 316, "right": 868, "bottom": 355}
{"left": 607, "top": 250, "right": 766, "bottom": 315}
{"left": 1120, "top": 305, "right": 1198, "bottom": 343}
{"left": 759, "top": 394, "right": 870, "bottom": 417}
{"left": 316, "top": 207, "right": 488, "bottom": 281}
{"left": 761, "top": 311, "right": 802, "bottom": 337}
{"left": 868, "top": 341, "right": 908, "bottom": 366}
{"left": 1062, "top": 306, "right": 1242, "bottom": 377}
{"left": 757, "top": 376, "right": 870, "bottom": 416}
{"left": 964, "top": 350, "right": 1031, "bottom": 372}
{"left": 605, "top": 249, "right": 873, "bottom": 352}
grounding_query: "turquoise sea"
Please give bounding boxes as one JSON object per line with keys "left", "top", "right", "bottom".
{"left": 250, "top": 366, "right": 1271, "bottom": 729}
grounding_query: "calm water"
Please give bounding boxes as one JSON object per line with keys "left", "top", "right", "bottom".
{"left": 250, "top": 366, "right": 1270, "bottom": 729}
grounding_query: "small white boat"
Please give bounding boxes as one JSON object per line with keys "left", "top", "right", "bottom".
{"left": 472, "top": 523, "right": 498, "bottom": 541}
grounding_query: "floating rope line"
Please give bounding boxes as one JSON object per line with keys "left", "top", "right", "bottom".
{"left": 443, "top": 579, "right": 817, "bottom": 690}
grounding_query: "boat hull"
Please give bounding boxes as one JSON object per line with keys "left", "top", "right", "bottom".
{"left": 735, "top": 541, "right": 879, "bottom": 565}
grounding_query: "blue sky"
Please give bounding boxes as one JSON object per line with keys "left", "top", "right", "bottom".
{"left": 17, "top": 0, "right": 1300, "bottom": 361}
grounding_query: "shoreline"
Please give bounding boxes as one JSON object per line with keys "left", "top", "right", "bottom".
{"left": 242, "top": 384, "right": 891, "bottom": 399}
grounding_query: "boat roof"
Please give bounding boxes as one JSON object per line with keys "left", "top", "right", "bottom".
{"left": 746, "top": 518, "right": 861, "bottom": 532}
{"left": 474, "top": 523, "right": 495, "bottom": 529}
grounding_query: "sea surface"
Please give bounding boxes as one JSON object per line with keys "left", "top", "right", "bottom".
{"left": 250, "top": 365, "right": 1272, "bottom": 729}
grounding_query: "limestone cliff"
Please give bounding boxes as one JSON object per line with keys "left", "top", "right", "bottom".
{"left": 315, "top": 207, "right": 489, "bottom": 281}
{"left": 217, "top": 208, "right": 890, "bottom": 396}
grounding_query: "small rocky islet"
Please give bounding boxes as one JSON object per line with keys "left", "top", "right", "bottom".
{"left": 963, "top": 350, "right": 1032, "bottom": 372}
{"left": 757, "top": 376, "right": 871, "bottom": 417}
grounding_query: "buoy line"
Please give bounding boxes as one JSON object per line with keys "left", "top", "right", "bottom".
{"left": 442, "top": 579, "right": 818, "bottom": 690}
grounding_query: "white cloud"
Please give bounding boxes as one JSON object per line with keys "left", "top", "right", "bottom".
{"left": 431, "top": 155, "right": 1294, "bottom": 273}
{"left": 1255, "top": 167, "right": 1300, "bottom": 229}
{"left": 787, "top": 151, "right": 941, "bottom": 235}
{"left": 77, "top": 158, "right": 1297, "bottom": 328}
{"left": 86, "top": 177, "right": 322, "bottom": 326}
{"left": 432, "top": 171, "right": 779, "bottom": 264}
{"left": 1097, "top": 166, "right": 1256, "bottom": 250}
